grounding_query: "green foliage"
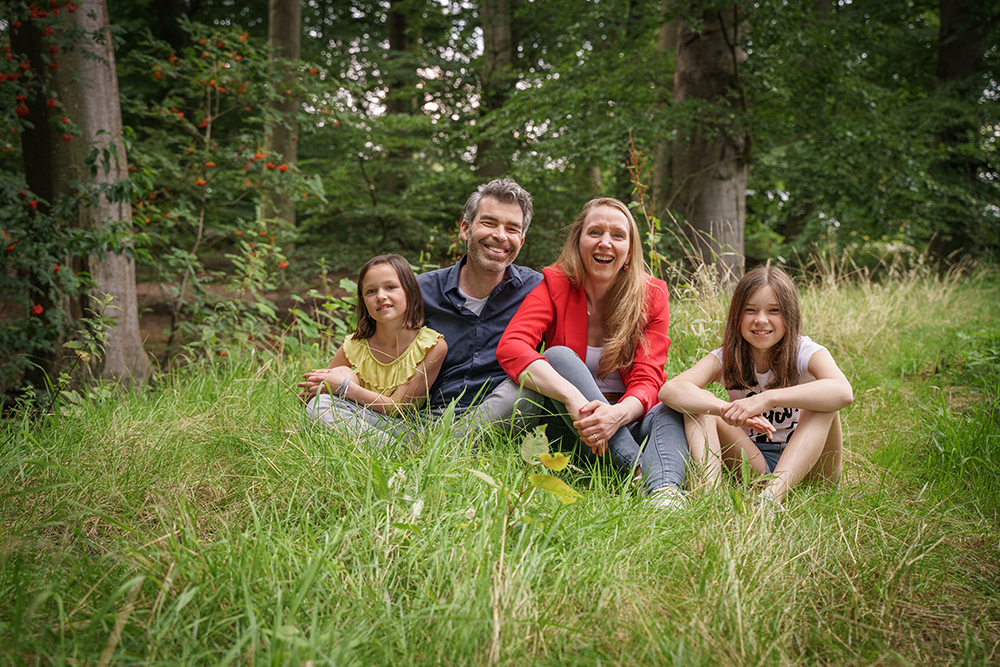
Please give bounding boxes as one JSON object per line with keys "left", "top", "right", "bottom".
{"left": 745, "top": 0, "right": 1000, "bottom": 258}
{"left": 919, "top": 386, "right": 1000, "bottom": 518}
{"left": 115, "top": 19, "right": 329, "bottom": 358}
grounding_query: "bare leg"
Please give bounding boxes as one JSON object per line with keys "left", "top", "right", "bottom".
{"left": 719, "top": 423, "right": 770, "bottom": 479}
{"left": 684, "top": 413, "right": 723, "bottom": 487}
{"left": 763, "top": 410, "right": 843, "bottom": 502}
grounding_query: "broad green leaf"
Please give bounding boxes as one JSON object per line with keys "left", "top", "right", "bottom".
{"left": 520, "top": 424, "right": 550, "bottom": 464}
{"left": 528, "top": 474, "right": 582, "bottom": 505}
{"left": 391, "top": 522, "right": 422, "bottom": 534}
{"left": 370, "top": 461, "right": 389, "bottom": 498}
{"left": 469, "top": 468, "right": 502, "bottom": 490}
{"left": 539, "top": 452, "right": 570, "bottom": 471}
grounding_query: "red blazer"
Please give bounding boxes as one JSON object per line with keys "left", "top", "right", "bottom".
{"left": 497, "top": 266, "right": 671, "bottom": 414}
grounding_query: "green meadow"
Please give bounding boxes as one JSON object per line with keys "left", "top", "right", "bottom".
{"left": 2, "top": 263, "right": 998, "bottom": 666}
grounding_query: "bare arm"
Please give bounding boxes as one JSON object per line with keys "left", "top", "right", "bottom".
{"left": 298, "top": 338, "right": 449, "bottom": 415}
{"left": 658, "top": 354, "right": 729, "bottom": 416}
{"left": 518, "top": 359, "right": 590, "bottom": 418}
{"left": 298, "top": 346, "right": 351, "bottom": 401}
{"left": 659, "top": 354, "right": 775, "bottom": 435}
{"left": 721, "top": 349, "right": 853, "bottom": 424}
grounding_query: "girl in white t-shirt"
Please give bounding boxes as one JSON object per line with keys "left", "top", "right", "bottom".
{"left": 658, "top": 267, "right": 852, "bottom": 507}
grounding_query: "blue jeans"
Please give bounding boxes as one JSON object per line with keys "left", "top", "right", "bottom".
{"left": 540, "top": 346, "right": 688, "bottom": 494}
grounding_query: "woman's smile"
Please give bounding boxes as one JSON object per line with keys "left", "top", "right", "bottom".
{"left": 579, "top": 205, "right": 630, "bottom": 280}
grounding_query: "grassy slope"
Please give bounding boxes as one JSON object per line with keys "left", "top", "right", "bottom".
{"left": 1, "top": 267, "right": 998, "bottom": 666}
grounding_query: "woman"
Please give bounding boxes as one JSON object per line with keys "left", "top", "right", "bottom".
{"left": 497, "top": 198, "right": 688, "bottom": 505}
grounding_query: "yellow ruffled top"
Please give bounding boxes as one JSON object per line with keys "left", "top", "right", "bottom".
{"left": 343, "top": 326, "right": 443, "bottom": 399}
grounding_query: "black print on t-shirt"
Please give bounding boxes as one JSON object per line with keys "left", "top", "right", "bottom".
{"left": 746, "top": 390, "right": 797, "bottom": 445}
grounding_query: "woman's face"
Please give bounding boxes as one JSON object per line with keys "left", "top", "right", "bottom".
{"left": 578, "top": 205, "right": 631, "bottom": 283}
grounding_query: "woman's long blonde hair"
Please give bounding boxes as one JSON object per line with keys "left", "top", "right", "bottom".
{"left": 555, "top": 197, "right": 650, "bottom": 379}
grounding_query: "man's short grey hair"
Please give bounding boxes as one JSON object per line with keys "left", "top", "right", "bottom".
{"left": 461, "top": 178, "right": 533, "bottom": 236}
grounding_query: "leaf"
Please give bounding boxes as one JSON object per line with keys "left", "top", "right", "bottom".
{"left": 539, "top": 452, "right": 570, "bottom": 471}
{"left": 370, "top": 461, "right": 389, "bottom": 498}
{"left": 528, "top": 474, "right": 582, "bottom": 505}
{"left": 469, "top": 468, "right": 502, "bottom": 490}
{"left": 391, "top": 522, "right": 422, "bottom": 534}
{"left": 519, "top": 424, "right": 550, "bottom": 464}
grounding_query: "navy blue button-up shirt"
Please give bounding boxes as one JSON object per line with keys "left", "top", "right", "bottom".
{"left": 418, "top": 256, "right": 543, "bottom": 412}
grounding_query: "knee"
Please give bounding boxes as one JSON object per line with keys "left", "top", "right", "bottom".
{"left": 306, "top": 394, "right": 335, "bottom": 426}
{"left": 542, "top": 345, "right": 580, "bottom": 369}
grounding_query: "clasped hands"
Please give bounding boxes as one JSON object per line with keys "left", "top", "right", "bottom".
{"left": 570, "top": 400, "right": 627, "bottom": 457}
{"left": 298, "top": 366, "right": 359, "bottom": 402}
{"left": 719, "top": 394, "right": 776, "bottom": 438}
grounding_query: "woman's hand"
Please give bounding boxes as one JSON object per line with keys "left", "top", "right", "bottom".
{"left": 572, "top": 400, "right": 629, "bottom": 456}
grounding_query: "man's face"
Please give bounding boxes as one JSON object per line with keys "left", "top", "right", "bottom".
{"left": 460, "top": 196, "right": 525, "bottom": 277}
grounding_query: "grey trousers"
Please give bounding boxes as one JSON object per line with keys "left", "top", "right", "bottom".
{"left": 305, "top": 378, "right": 546, "bottom": 447}
{"left": 306, "top": 394, "right": 417, "bottom": 448}
{"left": 541, "top": 346, "right": 689, "bottom": 493}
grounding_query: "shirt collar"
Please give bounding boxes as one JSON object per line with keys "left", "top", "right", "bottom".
{"left": 445, "top": 255, "right": 525, "bottom": 296}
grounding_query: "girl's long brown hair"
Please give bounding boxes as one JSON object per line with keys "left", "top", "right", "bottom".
{"left": 722, "top": 266, "right": 801, "bottom": 390}
{"left": 352, "top": 254, "right": 424, "bottom": 340}
{"left": 556, "top": 198, "right": 651, "bottom": 379}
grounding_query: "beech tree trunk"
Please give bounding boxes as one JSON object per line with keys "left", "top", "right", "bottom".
{"left": 657, "top": 8, "right": 748, "bottom": 280}
{"left": 53, "top": 0, "right": 150, "bottom": 384}
{"left": 475, "top": 0, "right": 513, "bottom": 178}
{"left": 262, "top": 0, "right": 301, "bottom": 229}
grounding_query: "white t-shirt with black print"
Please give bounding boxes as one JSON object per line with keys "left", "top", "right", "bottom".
{"left": 710, "top": 336, "right": 826, "bottom": 446}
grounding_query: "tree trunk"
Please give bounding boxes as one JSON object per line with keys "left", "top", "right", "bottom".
{"left": 657, "top": 8, "right": 748, "bottom": 281}
{"left": 475, "top": 0, "right": 513, "bottom": 178}
{"left": 262, "top": 0, "right": 301, "bottom": 229}
{"left": 651, "top": 5, "right": 677, "bottom": 214}
{"left": 55, "top": 0, "right": 151, "bottom": 384}
{"left": 380, "top": 0, "right": 418, "bottom": 205}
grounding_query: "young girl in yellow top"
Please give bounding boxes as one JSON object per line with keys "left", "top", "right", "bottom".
{"left": 300, "top": 254, "right": 448, "bottom": 443}
{"left": 658, "top": 266, "right": 852, "bottom": 509}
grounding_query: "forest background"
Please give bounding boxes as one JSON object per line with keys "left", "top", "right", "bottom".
{"left": 2, "top": 2, "right": 1000, "bottom": 665}
{"left": 1, "top": 0, "right": 998, "bottom": 395}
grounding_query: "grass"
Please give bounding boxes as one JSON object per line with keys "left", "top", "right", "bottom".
{"left": 2, "top": 263, "right": 999, "bottom": 666}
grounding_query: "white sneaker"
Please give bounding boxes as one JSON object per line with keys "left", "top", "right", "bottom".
{"left": 647, "top": 485, "right": 686, "bottom": 512}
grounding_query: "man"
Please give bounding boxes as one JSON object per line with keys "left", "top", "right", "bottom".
{"left": 302, "top": 177, "right": 542, "bottom": 443}
{"left": 417, "top": 178, "right": 544, "bottom": 432}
